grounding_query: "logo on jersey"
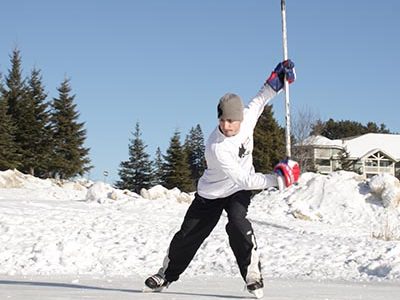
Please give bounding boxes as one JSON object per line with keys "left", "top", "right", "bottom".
{"left": 238, "top": 137, "right": 251, "bottom": 158}
{"left": 238, "top": 144, "right": 247, "bottom": 158}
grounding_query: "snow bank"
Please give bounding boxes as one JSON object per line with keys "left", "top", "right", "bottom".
{"left": 85, "top": 182, "right": 140, "bottom": 203}
{"left": 284, "top": 171, "right": 370, "bottom": 224}
{"left": 0, "top": 169, "right": 54, "bottom": 189}
{"left": 140, "top": 185, "right": 193, "bottom": 203}
{"left": 0, "top": 170, "right": 192, "bottom": 204}
{"left": 259, "top": 171, "right": 400, "bottom": 226}
{"left": 0, "top": 170, "right": 89, "bottom": 201}
{"left": 369, "top": 173, "right": 400, "bottom": 208}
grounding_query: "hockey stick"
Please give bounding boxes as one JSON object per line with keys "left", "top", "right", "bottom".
{"left": 281, "top": 0, "right": 291, "bottom": 158}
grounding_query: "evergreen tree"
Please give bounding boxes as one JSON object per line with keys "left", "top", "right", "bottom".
{"left": 253, "top": 105, "right": 286, "bottom": 173}
{"left": 0, "top": 77, "right": 19, "bottom": 170}
{"left": 338, "top": 147, "right": 354, "bottom": 172}
{"left": 26, "top": 68, "right": 54, "bottom": 177}
{"left": 184, "top": 124, "right": 206, "bottom": 186}
{"left": 115, "top": 122, "right": 153, "bottom": 193}
{"left": 163, "top": 130, "right": 193, "bottom": 192}
{"left": 366, "top": 122, "right": 390, "bottom": 134}
{"left": 17, "top": 68, "right": 53, "bottom": 176}
{"left": 50, "top": 78, "right": 91, "bottom": 179}
{"left": 152, "top": 147, "right": 165, "bottom": 186}
{"left": 3, "top": 49, "right": 52, "bottom": 176}
{"left": 4, "top": 48, "right": 25, "bottom": 119}
{"left": 315, "top": 119, "right": 365, "bottom": 139}
{"left": 3, "top": 48, "right": 27, "bottom": 168}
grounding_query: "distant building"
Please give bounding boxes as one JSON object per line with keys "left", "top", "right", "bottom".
{"left": 294, "top": 133, "right": 400, "bottom": 179}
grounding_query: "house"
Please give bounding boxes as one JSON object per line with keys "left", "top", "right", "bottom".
{"left": 294, "top": 133, "right": 400, "bottom": 178}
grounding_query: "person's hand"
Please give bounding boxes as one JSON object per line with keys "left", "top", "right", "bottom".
{"left": 274, "top": 158, "right": 300, "bottom": 188}
{"left": 266, "top": 59, "right": 296, "bottom": 92}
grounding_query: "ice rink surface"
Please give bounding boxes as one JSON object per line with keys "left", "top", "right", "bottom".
{"left": 0, "top": 275, "right": 399, "bottom": 300}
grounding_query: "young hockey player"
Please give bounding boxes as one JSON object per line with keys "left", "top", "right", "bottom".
{"left": 144, "top": 60, "right": 299, "bottom": 298}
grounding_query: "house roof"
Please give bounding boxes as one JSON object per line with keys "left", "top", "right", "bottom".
{"left": 299, "top": 133, "right": 400, "bottom": 161}
{"left": 359, "top": 148, "right": 398, "bottom": 161}
{"left": 343, "top": 133, "right": 400, "bottom": 160}
{"left": 301, "top": 135, "right": 343, "bottom": 147}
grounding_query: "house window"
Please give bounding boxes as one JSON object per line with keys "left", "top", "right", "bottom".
{"left": 354, "top": 162, "right": 363, "bottom": 174}
{"left": 315, "top": 159, "right": 332, "bottom": 173}
{"left": 316, "top": 148, "right": 331, "bottom": 158}
{"left": 316, "top": 159, "right": 331, "bottom": 166}
{"left": 331, "top": 149, "right": 342, "bottom": 158}
{"left": 379, "top": 160, "right": 391, "bottom": 167}
{"left": 365, "top": 159, "right": 377, "bottom": 167}
{"left": 395, "top": 162, "right": 400, "bottom": 179}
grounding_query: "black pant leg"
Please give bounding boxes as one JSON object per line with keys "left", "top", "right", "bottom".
{"left": 163, "top": 194, "right": 224, "bottom": 282}
{"left": 224, "top": 190, "right": 262, "bottom": 283}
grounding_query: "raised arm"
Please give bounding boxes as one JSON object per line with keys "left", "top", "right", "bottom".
{"left": 246, "top": 59, "right": 296, "bottom": 124}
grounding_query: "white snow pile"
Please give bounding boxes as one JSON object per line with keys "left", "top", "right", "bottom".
{"left": 86, "top": 181, "right": 141, "bottom": 204}
{"left": 0, "top": 169, "right": 89, "bottom": 201}
{"left": 0, "top": 169, "right": 400, "bottom": 282}
{"left": 140, "top": 185, "right": 193, "bottom": 203}
{"left": 369, "top": 173, "right": 400, "bottom": 208}
{"left": 85, "top": 182, "right": 193, "bottom": 204}
{"left": 0, "top": 169, "right": 54, "bottom": 189}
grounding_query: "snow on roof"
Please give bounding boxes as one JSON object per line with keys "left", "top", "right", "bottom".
{"left": 299, "top": 134, "right": 400, "bottom": 160}
{"left": 300, "top": 135, "right": 343, "bottom": 147}
{"left": 344, "top": 133, "right": 400, "bottom": 159}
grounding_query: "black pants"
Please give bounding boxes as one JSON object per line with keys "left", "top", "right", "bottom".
{"left": 161, "top": 190, "right": 262, "bottom": 283}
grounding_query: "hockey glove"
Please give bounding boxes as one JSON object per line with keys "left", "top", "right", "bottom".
{"left": 266, "top": 59, "right": 296, "bottom": 92}
{"left": 274, "top": 159, "right": 300, "bottom": 188}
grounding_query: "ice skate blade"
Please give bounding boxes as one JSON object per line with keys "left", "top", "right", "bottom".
{"left": 248, "top": 288, "right": 264, "bottom": 299}
{"left": 142, "top": 286, "right": 165, "bottom": 293}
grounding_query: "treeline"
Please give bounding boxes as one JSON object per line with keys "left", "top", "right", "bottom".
{"left": 311, "top": 118, "right": 391, "bottom": 139}
{"left": 0, "top": 48, "right": 91, "bottom": 179}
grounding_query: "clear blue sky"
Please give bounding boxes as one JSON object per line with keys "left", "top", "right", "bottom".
{"left": 1, "top": 1, "right": 399, "bottom": 183}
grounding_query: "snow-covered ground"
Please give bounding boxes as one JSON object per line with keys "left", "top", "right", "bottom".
{"left": 0, "top": 169, "right": 400, "bottom": 299}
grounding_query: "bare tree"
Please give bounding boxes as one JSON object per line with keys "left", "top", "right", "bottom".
{"left": 291, "top": 105, "right": 320, "bottom": 172}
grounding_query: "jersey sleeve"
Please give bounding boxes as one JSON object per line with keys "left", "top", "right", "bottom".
{"left": 245, "top": 84, "right": 280, "bottom": 129}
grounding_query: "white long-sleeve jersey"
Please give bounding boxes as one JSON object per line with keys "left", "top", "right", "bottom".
{"left": 197, "top": 84, "right": 280, "bottom": 199}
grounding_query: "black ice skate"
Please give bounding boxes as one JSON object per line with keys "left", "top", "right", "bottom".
{"left": 143, "top": 273, "right": 170, "bottom": 292}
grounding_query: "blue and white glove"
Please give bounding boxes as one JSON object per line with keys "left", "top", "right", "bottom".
{"left": 266, "top": 59, "right": 296, "bottom": 92}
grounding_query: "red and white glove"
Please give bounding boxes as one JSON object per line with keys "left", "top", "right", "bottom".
{"left": 274, "top": 159, "right": 300, "bottom": 189}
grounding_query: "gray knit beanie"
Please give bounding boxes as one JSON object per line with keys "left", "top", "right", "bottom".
{"left": 217, "top": 93, "right": 244, "bottom": 121}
